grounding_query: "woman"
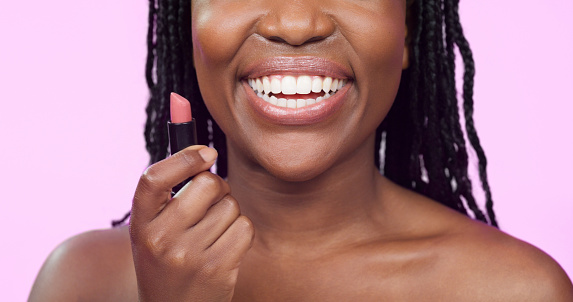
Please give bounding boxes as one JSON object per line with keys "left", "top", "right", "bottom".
{"left": 30, "top": 0, "right": 573, "bottom": 300}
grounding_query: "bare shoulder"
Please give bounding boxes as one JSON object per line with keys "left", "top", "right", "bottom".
{"left": 448, "top": 220, "right": 573, "bottom": 301}
{"left": 381, "top": 180, "right": 573, "bottom": 301}
{"left": 29, "top": 226, "right": 137, "bottom": 302}
{"left": 412, "top": 196, "right": 573, "bottom": 301}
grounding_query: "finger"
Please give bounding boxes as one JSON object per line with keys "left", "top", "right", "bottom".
{"left": 131, "top": 146, "right": 218, "bottom": 225}
{"left": 190, "top": 195, "right": 241, "bottom": 248}
{"left": 207, "top": 216, "right": 255, "bottom": 269}
{"left": 155, "top": 171, "right": 230, "bottom": 231}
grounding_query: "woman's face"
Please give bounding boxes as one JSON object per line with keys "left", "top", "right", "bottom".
{"left": 191, "top": 0, "right": 408, "bottom": 181}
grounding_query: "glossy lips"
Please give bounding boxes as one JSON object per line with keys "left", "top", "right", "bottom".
{"left": 241, "top": 57, "right": 352, "bottom": 125}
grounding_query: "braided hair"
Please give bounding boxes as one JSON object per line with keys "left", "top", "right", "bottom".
{"left": 113, "top": 0, "right": 497, "bottom": 227}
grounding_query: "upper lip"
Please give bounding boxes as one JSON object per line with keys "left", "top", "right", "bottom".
{"left": 240, "top": 56, "right": 353, "bottom": 80}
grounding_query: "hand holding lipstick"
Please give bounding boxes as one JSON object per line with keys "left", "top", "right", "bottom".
{"left": 129, "top": 94, "right": 254, "bottom": 302}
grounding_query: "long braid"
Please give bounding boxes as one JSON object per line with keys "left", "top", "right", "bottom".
{"left": 438, "top": 3, "right": 480, "bottom": 220}
{"left": 421, "top": 0, "right": 450, "bottom": 203}
{"left": 167, "top": 0, "right": 181, "bottom": 94}
{"left": 145, "top": 0, "right": 157, "bottom": 90}
{"left": 430, "top": 0, "right": 485, "bottom": 220}
{"left": 144, "top": 0, "right": 160, "bottom": 164}
{"left": 441, "top": 0, "right": 466, "bottom": 208}
{"left": 448, "top": 0, "right": 497, "bottom": 226}
{"left": 114, "top": 0, "right": 497, "bottom": 227}
{"left": 440, "top": 0, "right": 487, "bottom": 222}
{"left": 407, "top": 0, "right": 424, "bottom": 191}
{"left": 152, "top": 0, "right": 172, "bottom": 163}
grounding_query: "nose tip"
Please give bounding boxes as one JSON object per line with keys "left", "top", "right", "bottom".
{"left": 257, "top": 3, "right": 335, "bottom": 46}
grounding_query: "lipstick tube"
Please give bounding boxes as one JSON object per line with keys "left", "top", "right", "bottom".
{"left": 168, "top": 93, "right": 198, "bottom": 194}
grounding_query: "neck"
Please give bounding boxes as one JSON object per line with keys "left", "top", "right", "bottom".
{"left": 226, "top": 136, "right": 390, "bottom": 255}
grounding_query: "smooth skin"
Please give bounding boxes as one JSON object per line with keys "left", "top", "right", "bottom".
{"left": 30, "top": 0, "right": 573, "bottom": 301}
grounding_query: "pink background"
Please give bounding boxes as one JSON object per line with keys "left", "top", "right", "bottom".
{"left": 1, "top": 1, "right": 571, "bottom": 300}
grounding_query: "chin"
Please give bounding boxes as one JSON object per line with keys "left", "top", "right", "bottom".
{"left": 257, "top": 154, "right": 334, "bottom": 183}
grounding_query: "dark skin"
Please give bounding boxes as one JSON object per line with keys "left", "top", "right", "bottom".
{"left": 30, "top": 0, "right": 573, "bottom": 301}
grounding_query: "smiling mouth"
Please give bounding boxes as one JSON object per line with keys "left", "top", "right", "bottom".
{"left": 247, "top": 75, "right": 348, "bottom": 109}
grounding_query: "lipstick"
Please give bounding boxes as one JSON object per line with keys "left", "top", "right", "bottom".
{"left": 168, "top": 92, "right": 198, "bottom": 194}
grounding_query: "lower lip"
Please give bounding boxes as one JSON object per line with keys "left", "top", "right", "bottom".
{"left": 243, "top": 81, "right": 351, "bottom": 125}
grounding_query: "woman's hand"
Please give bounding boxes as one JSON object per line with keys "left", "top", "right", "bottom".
{"left": 130, "top": 146, "right": 254, "bottom": 302}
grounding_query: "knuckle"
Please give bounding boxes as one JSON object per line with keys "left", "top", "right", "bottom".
{"left": 194, "top": 172, "right": 228, "bottom": 194}
{"left": 220, "top": 196, "right": 240, "bottom": 217}
{"left": 138, "top": 165, "right": 168, "bottom": 192}
{"left": 199, "top": 258, "right": 222, "bottom": 279}
{"left": 236, "top": 216, "right": 255, "bottom": 239}
{"left": 199, "top": 253, "right": 240, "bottom": 287}
{"left": 164, "top": 248, "right": 189, "bottom": 268}
{"left": 142, "top": 229, "right": 168, "bottom": 256}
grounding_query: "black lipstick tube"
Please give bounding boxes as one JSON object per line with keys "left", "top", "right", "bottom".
{"left": 168, "top": 119, "right": 197, "bottom": 194}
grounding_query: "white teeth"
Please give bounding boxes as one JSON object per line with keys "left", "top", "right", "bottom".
{"left": 311, "top": 77, "right": 322, "bottom": 93}
{"left": 271, "top": 77, "right": 281, "bottom": 94}
{"left": 249, "top": 75, "right": 346, "bottom": 96}
{"left": 322, "top": 77, "right": 332, "bottom": 93}
{"left": 248, "top": 75, "right": 349, "bottom": 108}
{"left": 331, "top": 79, "right": 339, "bottom": 92}
{"left": 262, "top": 76, "right": 271, "bottom": 95}
{"left": 281, "top": 76, "right": 297, "bottom": 95}
{"left": 287, "top": 99, "right": 297, "bottom": 108}
{"left": 296, "top": 76, "right": 312, "bottom": 94}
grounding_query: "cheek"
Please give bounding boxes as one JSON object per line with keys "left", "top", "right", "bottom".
{"left": 191, "top": 1, "right": 256, "bottom": 68}
{"left": 334, "top": 2, "right": 407, "bottom": 126}
{"left": 339, "top": 2, "right": 406, "bottom": 80}
{"left": 191, "top": 1, "right": 257, "bottom": 133}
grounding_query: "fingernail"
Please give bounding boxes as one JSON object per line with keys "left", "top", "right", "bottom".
{"left": 198, "top": 147, "right": 217, "bottom": 162}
